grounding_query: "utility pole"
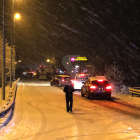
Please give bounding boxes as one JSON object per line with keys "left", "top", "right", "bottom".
{"left": 13, "top": 20, "right": 16, "bottom": 81}
{"left": 2, "top": 0, "right": 6, "bottom": 100}
{"left": 10, "top": 0, "right": 14, "bottom": 88}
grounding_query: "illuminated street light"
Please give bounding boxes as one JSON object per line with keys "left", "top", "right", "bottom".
{"left": 13, "top": 13, "right": 21, "bottom": 79}
{"left": 14, "top": 13, "right": 21, "bottom": 20}
{"left": 10, "top": 1, "right": 22, "bottom": 88}
{"left": 47, "top": 59, "right": 50, "bottom": 63}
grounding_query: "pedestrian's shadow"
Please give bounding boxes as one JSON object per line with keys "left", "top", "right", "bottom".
{"left": 70, "top": 112, "right": 85, "bottom": 115}
{"left": 70, "top": 109, "right": 85, "bottom": 115}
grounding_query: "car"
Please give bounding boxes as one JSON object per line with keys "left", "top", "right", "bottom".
{"left": 81, "top": 76, "right": 111, "bottom": 99}
{"left": 50, "top": 75, "right": 71, "bottom": 87}
{"left": 72, "top": 73, "right": 90, "bottom": 90}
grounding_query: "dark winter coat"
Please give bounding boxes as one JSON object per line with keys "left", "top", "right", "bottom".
{"left": 63, "top": 85, "right": 75, "bottom": 99}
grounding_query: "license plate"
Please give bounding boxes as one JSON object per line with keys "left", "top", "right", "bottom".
{"left": 97, "top": 90, "right": 103, "bottom": 93}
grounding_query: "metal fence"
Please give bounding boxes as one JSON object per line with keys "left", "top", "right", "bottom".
{"left": 0, "top": 79, "right": 19, "bottom": 129}
{"left": 129, "top": 87, "right": 140, "bottom": 97}
{"left": 0, "top": 73, "right": 10, "bottom": 87}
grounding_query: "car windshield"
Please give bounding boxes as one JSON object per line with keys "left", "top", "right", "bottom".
{"left": 63, "top": 77, "right": 70, "bottom": 81}
{"left": 76, "top": 77, "right": 88, "bottom": 81}
{"left": 91, "top": 80, "right": 109, "bottom": 86}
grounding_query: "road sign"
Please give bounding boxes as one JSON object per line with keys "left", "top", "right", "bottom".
{"left": 75, "top": 57, "right": 87, "bottom": 61}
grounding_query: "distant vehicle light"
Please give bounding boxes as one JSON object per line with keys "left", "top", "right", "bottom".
{"left": 39, "top": 65, "right": 41, "bottom": 67}
{"left": 33, "top": 73, "right": 37, "bottom": 76}
{"left": 98, "top": 79, "right": 103, "bottom": 82}
{"left": 43, "top": 66, "right": 45, "bottom": 68}
{"left": 26, "top": 71, "right": 28, "bottom": 73}
{"left": 29, "top": 71, "right": 32, "bottom": 73}
{"left": 80, "top": 74, "right": 85, "bottom": 77}
{"left": 73, "top": 81, "right": 83, "bottom": 89}
{"left": 71, "top": 80, "right": 74, "bottom": 83}
{"left": 75, "top": 65, "right": 79, "bottom": 68}
{"left": 23, "top": 72, "right": 26, "bottom": 75}
{"left": 90, "top": 85, "right": 97, "bottom": 89}
{"left": 32, "top": 71, "right": 34, "bottom": 74}
{"left": 106, "top": 86, "right": 111, "bottom": 89}
{"left": 62, "top": 78, "right": 65, "bottom": 82}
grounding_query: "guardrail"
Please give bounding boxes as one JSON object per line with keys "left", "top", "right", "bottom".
{"left": 129, "top": 87, "right": 140, "bottom": 97}
{"left": 0, "top": 78, "right": 20, "bottom": 129}
{"left": 0, "top": 74, "right": 11, "bottom": 87}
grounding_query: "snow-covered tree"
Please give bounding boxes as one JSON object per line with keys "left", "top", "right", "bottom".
{"left": 0, "top": 33, "right": 16, "bottom": 78}
{"left": 105, "top": 64, "right": 124, "bottom": 92}
{"left": 50, "top": 56, "right": 56, "bottom": 65}
{"left": 88, "top": 65, "right": 95, "bottom": 76}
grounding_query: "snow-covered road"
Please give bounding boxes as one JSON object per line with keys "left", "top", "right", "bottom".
{"left": 1, "top": 77, "right": 140, "bottom": 140}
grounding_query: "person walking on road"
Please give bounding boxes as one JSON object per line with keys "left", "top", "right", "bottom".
{"left": 63, "top": 83, "right": 75, "bottom": 112}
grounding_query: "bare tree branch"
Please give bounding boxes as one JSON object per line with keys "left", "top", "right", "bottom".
{"left": 105, "top": 64, "right": 124, "bottom": 92}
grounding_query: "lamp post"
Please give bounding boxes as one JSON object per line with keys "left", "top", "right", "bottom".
{"left": 10, "top": 0, "right": 14, "bottom": 88}
{"left": 2, "top": 0, "right": 6, "bottom": 100}
{"left": 13, "top": 13, "right": 20, "bottom": 80}
{"left": 10, "top": 12, "right": 20, "bottom": 87}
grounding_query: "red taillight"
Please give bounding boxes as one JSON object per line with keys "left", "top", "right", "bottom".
{"left": 43, "top": 66, "right": 45, "bottom": 68}
{"left": 106, "top": 86, "right": 111, "bottom": 89}
{"left": 62, "top": 79, "right": 65, "bottom": 82}
{"left": 90, "top": 85, "right": 97, "bottom": 89}
{"left": 98, "top": 79, "right": 103, "bottom": 82}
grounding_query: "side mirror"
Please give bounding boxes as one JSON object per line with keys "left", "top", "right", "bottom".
{"left": 82, "top": 82, "right": 85, "bottom": 84}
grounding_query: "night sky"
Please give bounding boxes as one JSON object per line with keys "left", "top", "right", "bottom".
{"left": 0, "top": 0, "right": 140, "bottom": 85}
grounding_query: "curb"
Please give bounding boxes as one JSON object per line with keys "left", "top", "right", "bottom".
{"left": 0, "top": 78, "right": 20, "bottom": 129}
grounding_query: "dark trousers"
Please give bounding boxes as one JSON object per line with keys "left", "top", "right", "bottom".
{"left": 66, "top": 97, "right": 73, "bottom": 112}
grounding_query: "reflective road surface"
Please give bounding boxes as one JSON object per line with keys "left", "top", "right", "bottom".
{"left": 1, "top": 77, "right": 140, "bottom": 140}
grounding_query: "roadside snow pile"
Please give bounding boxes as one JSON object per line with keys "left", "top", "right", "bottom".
{"left": 111, "top": 85, "right": 129, "bottom": 95}
{"left": 120, "top": 85, "right": 130, "bottom": 94}
{"left": 0, "top": 34, "right": 16, "bottom": 86}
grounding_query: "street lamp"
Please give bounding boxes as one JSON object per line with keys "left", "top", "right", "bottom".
{"left": 10, "top": 12, "right": 21, "bottom": 87}
{"left": 10, "top": 0, "right": 21, "bottom": 88}
{"left": 14, "top": 13, "right": 21, "bottom": 20}
{"left": 47, "top": 59, "right": 50, "bottom": 62}
{"left": 13, "top": 14, "right": 20, "bottom": 80}
{"left": 10, "top": 0, "right": 14, "bottom": 88}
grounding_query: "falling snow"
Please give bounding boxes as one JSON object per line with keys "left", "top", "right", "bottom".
{"left": 0, "top": 0, "right": 140, "bottom": 85}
